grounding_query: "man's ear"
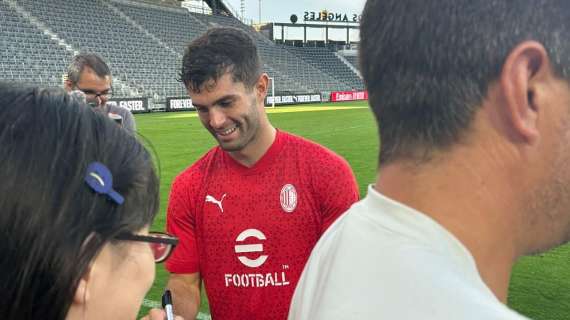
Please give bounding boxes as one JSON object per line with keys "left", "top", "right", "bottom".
{"left": 255, "top": 73, "right": 269, "bottom": 99}
{"left": 64, "top": 79, "right": 74, "bottom": 92}
{"left": 499, "top": 41, "right": 550, "bottom": 145}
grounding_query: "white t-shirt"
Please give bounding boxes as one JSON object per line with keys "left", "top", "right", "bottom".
{"left": 288, "top": 185, "right": 529, "bottom": 320}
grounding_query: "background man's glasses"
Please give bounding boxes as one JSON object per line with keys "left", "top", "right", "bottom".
{"left": 114, "top": 231, "right": 179, "bottom": 263}
{"left": 74, "top": 85, "right": 113, "bottom": 100}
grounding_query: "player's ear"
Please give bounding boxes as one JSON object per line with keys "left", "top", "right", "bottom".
{"left": 255, "top": 73, "right": 269, "bottom": 99}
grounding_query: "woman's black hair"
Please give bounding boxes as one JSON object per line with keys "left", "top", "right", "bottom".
{"left": 0, "top": 84, "right": 159, "bottom": 319}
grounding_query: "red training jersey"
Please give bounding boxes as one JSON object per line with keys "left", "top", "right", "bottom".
{"left": 165, "top": 130, "right": 359, "bottom": 320}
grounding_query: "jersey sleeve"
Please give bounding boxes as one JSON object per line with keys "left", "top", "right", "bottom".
{"left": 312, "top": 149, "right": 359, "bottom": 234}
{"left": 165, "top": 172, "right": 200, "bottom": 274}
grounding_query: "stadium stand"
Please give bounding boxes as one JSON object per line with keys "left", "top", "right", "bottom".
{"left": 111, "top": 0, "right": 207, "bottom": 55}
{"left": 344, "top": 55, "right": 360, "bottom": 71}
{"left": 13, "top": 0, "right": 185, "bottom": 98}
{"left": 0, "top": 0, "right": 364, "bottom": 106}
{"left": 283, "top": 46, "right": 363, "bottom": 90}
{"left": 0, "top": 1, "right": 73, "bottom": 86}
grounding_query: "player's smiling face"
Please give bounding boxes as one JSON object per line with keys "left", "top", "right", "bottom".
{"left": 189, "top": 72, "right": 261, "bottom": 152}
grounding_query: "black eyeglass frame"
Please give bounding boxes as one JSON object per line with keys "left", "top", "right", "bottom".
{"left": 73, "top": 84, "right": 114, "bottom": 100}
{"left": 114, "top": 231, "right": 179, "bottom": 263}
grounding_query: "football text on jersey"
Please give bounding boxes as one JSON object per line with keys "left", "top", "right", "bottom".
{"left": 225, "top": 228, "right": 291, "bottom": 288}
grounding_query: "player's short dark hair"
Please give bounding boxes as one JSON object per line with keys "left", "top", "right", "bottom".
{"left": 0, "top": 84, "right": 159, "bottom": 319}
{"left": 180, "top": 27, "right": 261, "bottom": 92}
{"left": 67, "top": 53, "right": 111, "bottom": 83}
{"left": 360, "top": 0, "right": 570, "bottom": 165}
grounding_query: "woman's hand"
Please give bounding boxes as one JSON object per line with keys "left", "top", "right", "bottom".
{"left": 140, "top": 308, "right": 184, "bottom": 320}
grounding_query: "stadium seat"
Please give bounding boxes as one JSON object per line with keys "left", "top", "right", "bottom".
{"left": 1, "top": 0, "right": 364, "bottom": 102}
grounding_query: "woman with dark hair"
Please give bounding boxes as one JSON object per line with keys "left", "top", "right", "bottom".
{"left": 0, "top": 84, "right": 179, "bottom": 319}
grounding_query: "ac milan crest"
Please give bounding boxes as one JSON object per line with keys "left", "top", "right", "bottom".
{"left": 280, "top": 184, "right": 297, "bottom": 213}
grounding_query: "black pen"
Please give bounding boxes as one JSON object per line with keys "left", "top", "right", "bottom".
{"left": 162, "top": 290, "right": 174, "bottom": 320}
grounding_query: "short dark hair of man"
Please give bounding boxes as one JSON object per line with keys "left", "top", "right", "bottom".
{"left": 360, "top": 0, "right": 570, "bottom": 165}
{"left": 66, "top": 53, "right": 111, "bottom": 84}
{"left": 180, "top": 27, "right": 261, "bottom": 93}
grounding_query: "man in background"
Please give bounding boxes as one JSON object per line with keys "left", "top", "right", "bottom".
{"left": 289, "top": 1, "right": 570, "bottom": 319}
{"left": 64, "top": 53, "right": 136, "bottom": 134}
{"left": 165, "top": 27, "right": 359, "bottom": 320}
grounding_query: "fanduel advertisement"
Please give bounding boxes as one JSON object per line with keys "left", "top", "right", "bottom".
{"left": 166, "top": 97, "right": 195, "bottom": 112}
{"left": 330, "top": 90, "right": 368, "bottom": 102}
{"left": 265, "top": 94, "right": 321, "bottom": 106}
{"left": 107, "top": 98, "right": 149, "bottom": 114}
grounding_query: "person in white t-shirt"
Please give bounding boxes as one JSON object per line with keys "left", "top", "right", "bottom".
{"left": 289, "top": 1, "right": 570, "bottom": 319}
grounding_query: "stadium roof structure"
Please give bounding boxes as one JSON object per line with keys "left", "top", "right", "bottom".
{"left": 203, "top": 0, "right": 232, "bottom": 16}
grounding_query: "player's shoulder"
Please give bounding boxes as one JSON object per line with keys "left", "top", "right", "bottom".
{"left": 281, "top": 131, "right": 348, "bottom": 165}
{"left": 173, "top": 146, "right": 222, "bottom": 187}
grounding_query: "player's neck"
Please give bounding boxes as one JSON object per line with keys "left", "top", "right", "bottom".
{"left": 375, "top": 156, "right": 518, "bottom": 303}
{"left": 229, "top": 124, "right": 276, "bottom": 168}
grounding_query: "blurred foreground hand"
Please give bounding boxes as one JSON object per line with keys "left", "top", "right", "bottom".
{"left": 140, "top": 308, "right": 184, "bottom": 320}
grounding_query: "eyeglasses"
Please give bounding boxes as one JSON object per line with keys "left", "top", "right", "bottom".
{"left": 114, "top": 231, "right": 179, "bottom": 263}
{"left": 74, "top": 85, "right": 113, "bottom": 100}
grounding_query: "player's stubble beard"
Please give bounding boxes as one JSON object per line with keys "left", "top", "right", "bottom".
{"left": 522, "top": 107, "right": 570, "bottom": 255}
{"left": 215, "top": 94, "right": 260, "bottom": 152}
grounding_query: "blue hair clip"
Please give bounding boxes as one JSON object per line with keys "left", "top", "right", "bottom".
{"left": 84, "top": 162, "right": 124, "bottom": 205}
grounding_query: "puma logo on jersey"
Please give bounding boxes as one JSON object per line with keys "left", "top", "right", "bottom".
{"left": 206, "top": 194, "right": 227, "bottom": 213}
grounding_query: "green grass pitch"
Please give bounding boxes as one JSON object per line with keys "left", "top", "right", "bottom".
{"left": 135, "top": 101, "right": 570, "bottom": 319}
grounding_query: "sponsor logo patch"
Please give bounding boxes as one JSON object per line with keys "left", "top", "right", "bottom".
{"left": 234, "top": 229, "right": 268, "bottom": 268}
{"left": 205, "top": 193, "right": 226, "bottom": 213}
{"left": 226, "top": 229, "right": 292, "bottom": 288}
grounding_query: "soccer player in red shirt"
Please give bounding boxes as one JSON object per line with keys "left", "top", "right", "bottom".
{"left": 164, "top": 27, "right": 359, "bottom": 320}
